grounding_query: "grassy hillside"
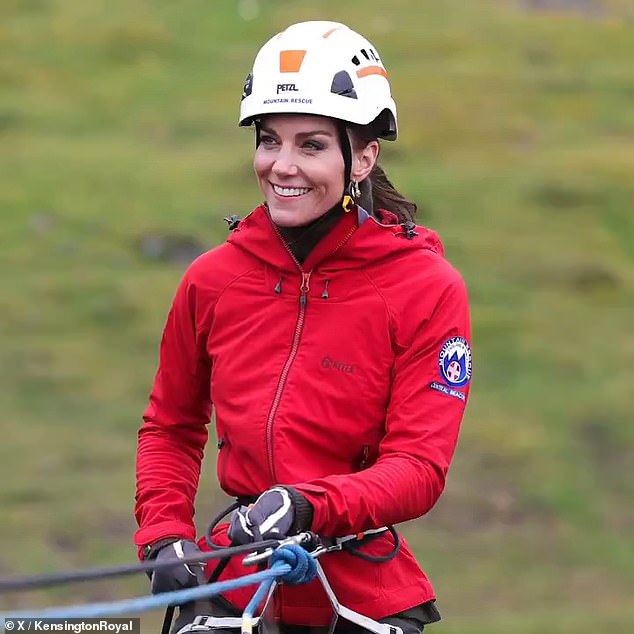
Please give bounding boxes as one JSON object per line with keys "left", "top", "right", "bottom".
{"left": 1, "top": 1, "right": 633, "bottom": 632}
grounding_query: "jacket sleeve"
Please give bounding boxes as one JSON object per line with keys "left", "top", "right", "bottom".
{"left": 293, "top": 273, "right": 471, "bottom": 536}
{"left": 134, "top": 272, "right": 213, "bottom": 556}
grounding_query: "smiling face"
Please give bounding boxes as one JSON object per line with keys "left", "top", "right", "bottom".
{"left": 254, "top": 115, "right": 346, "bottom": 227}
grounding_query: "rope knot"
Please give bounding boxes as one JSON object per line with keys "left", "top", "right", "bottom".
{"left": 270, "top": 545, "right": 316, "bottom": 585}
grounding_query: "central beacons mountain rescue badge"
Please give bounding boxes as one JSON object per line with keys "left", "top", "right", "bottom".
{"left": 438, "top": 337, "right": 472, "bottom": 388}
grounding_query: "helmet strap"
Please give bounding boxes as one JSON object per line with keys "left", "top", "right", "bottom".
{"left": 335, "top": 120, "right": 354, "bottom": 212}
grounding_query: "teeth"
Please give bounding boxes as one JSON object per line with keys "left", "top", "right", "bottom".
{"left": 273, "top": 185, "right": 311, "bottom": 197}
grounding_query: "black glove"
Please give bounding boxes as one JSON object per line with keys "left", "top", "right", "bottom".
{"left": 147, "top": 539, "right": 206, "bottom": 594}
{"left": 228, "top": 486, "right": 313, "bottom": 544}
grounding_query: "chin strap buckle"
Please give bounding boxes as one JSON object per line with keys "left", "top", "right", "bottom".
{"left": 397, "top": 221, "right": 418, "bottom": 240}
{"left": 342, "top": 195, "right": 355, "bottom": 213}
{"left": 224, "top": 214, "right": 242, "bottom": 231}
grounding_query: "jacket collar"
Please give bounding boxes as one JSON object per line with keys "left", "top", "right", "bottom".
{"left": 227, "top": 204, "right": 444, "bottom": 273}
{"left": 228, "top": 204, "right": 358, "bottom": 272}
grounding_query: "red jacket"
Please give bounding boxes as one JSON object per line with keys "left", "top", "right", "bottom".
{"left": 135, "top": 205, "right": 471, "bottom": 625}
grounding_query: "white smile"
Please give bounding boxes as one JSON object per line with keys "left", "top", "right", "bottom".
{"left": 272, "top": 184, "right": 312, "bottom": 197}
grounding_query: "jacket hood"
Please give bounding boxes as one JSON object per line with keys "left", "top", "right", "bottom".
{"left": 226, "top": 204, "right": 444, "bottom": 272}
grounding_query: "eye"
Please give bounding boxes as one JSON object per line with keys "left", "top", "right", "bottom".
{"left": 259, "top": 134, "right": 278, "bottom": 146}
{"left": 303, "top": 139, "right": 324, "bottom": 151}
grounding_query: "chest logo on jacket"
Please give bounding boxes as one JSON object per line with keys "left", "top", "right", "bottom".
{"left": 321, "top": 356, "right": 355, "bottom": 375}
{"left": 438, "top": 337, "right": 472, "bottom": 388}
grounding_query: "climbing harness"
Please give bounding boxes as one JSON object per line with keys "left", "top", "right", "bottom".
{"left": 0, "top": 529, "right": 404, "bottom": 634}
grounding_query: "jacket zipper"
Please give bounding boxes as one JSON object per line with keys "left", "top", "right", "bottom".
{"left": 264, "top": 218, "right": 356, "bottom": 483}
{"left": 265, "top": 271, "right": 311, "bottom": 481}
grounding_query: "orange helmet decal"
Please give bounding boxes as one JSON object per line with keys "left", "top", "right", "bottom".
{"left": 356, "top": 65, "right": 388, "bottom": 80}
{"left": 279, "top": 50, "right": 307, "bottom": 73}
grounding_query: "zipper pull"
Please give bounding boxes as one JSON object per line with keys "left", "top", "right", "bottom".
{"left": 299, "top": 271, "right": 311, "bottom": 306}
{"left": 321, "top": 279, "right": 330, "bottom": 299}
{"left": 360, "top": 444, "right": 370, "bottom": 470}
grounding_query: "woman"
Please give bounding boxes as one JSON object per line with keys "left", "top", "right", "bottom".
{"left": 135, "top": 21, "right": 472, "bottom": 634}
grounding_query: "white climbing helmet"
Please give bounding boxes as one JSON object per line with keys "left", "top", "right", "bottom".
{"left": 239, "top": 21, "right": 398, "bottom": 140}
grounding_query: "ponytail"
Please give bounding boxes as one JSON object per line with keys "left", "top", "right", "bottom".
{"left": 365, "top": 163, "right": 417, "bottom": 223}
{"left": 349, "top": 124, "right": 417, "bottom": 224}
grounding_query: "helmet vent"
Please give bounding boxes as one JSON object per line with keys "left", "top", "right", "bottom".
{"left": 330, "top": 71, "right": 358, "bottom": 99}
{"left": 241, "top": 73, "right": 253, "bottom": 101}
{"left": 353, "top": 48, "right": 381, "bottom": 67}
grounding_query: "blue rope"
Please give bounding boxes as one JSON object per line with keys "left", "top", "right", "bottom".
{"left": 270, "top": 544, "right": 317, "bottom": 585}
{"left": 0, "top": 566, "right": 290, "bottom": 620}
{"left": 242, "top": 569, "right": 278, "bottom": 622}
{"left": 0, "top": 546, "right": 317, "bottom": 620}
{"left": 242, "top": 546, "right": 317, "bottom": 622}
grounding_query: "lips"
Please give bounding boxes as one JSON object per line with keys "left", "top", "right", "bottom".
{"left": 271, "top": 183, "right": 312, "bottom": 197}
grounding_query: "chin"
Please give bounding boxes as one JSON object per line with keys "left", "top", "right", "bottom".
{"left": 268, "top": 206, "right": 310, "bottom": 227}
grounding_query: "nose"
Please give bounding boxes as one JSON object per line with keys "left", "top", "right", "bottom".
{"left": 271, "top": 146, "right": 299, "bottom": 177}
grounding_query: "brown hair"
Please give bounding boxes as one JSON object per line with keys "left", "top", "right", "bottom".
{"left": 349, "top": 124, "right": 418, "bottom": 223}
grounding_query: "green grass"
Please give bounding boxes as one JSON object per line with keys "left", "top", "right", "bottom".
{"left": 1, "top": 1, "right": 633, "bottom": 632}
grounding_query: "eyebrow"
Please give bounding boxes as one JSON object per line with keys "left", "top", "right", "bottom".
{"left": 260, "top": 126, "right": 334, "bottom": 138}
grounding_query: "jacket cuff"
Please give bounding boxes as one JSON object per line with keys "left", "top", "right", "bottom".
{"left": 134, "top": 520, "right": 197, "bottom": 560}
{"left": 284, "top": 487, "right": 314, "bottom": 533}
{"left": 142, "top": 537, "right": 181, "bottom": 561}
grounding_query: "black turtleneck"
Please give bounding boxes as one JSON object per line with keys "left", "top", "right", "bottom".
{"left": 275, "top": 204, "right": 345, "bottom": 264}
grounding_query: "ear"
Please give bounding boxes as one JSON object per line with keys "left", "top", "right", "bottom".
{"left": 350, "top": 140, "right": 379, "bottom": 183}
